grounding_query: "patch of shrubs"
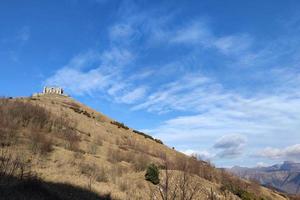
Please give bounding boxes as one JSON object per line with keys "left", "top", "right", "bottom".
{"left": 145, "top": 163, "right": 160, "bottom": 185}
{"left": 69, "top": 106, "right": 92, "bottom": 118}
{"left": 226, "top": 186, "right": 256, "bottom": 200}
{"left": 110, "top": 121, "right": 129, "bottom": 130}
{"left": 133, "top": 129, "right": 153, "bottom": 140}
{"left": 30, "top": 131, "right": 53, "bottom": 155}
{"left": 79, "top": 163, "right": 108, "bottom": 183}
{"left": 133, "top": 129, "right": 164, "bottom": 145}
{"left": 220, "top": 174, "right": 259, "bottom": 200}
{"left": 154, "top": 138, "right": 163, "bottom": 145}
{"left": 0, "top": 98, "right": 81, "bottom": 153}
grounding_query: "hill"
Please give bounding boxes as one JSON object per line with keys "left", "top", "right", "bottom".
{"left": 229, "top": 161, "right": 300, "bottom": 195}
{"left": 0, "top": 94, "right": 289, "bottom": 200}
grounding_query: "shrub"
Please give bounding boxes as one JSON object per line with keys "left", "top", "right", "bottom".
{"left": 79, "top": 163, "right": 108, "bottom": 183}
{"left": 61, "top": 127, "right": 80, "bottom": 151}
{"left": 0, "top": 99, "right": 51, "bottom": 130}
{"left": 108, "top": 164, "right": 128, "bottom": 183}
{"left": 133, "top": 154, "right": 149, "bottom": 171}
{"left": 117, "top": 179, "right": 130, "bottom": 192}
{"left": 220, "top": 172, "right": 259, "bottom": 200}
{"left": 0, "top": 148, "right": 32, "bottom": 185}
{"left": 88, "top": 142, "right": 98, "bottom": 155}
{"left": 0, "top": 129, "right": 18, "bottom": 146}
{"left": 145, "top": 164, "right": 160, "bottom": 185}
{"left": 29, "top": 131, "right": 53, "bottom": 155}
{"left": 95, "top": 136, "right": 103, "bottom": 146}
{"left": 110, "top": 121, "right": 129, "bottom": 130}
{"left": 132, "top": 129, "right": 164, "bottom": 145}
{"left": 154, "top": 138, "right": 163, "bottom": 144}
{"left": 0, "top": 98, "right": 80, "bottom": 153}
{"left": 107, "top": 148, "right": 123, "bottom": 163}
{"left": 95, "top": 167, "right": 108, "bottom": 183}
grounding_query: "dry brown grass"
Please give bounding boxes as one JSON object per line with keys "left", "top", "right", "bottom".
{"left": 0, "top": 96, "right": 288, "bottom": 200}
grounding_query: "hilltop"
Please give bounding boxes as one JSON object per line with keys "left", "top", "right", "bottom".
{"left": 0, "top": 94, "right": 290, "bottom": 200}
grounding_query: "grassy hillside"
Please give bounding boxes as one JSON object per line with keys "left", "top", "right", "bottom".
{"left": 0, "top": 95, "right": 289, "bottom": 200}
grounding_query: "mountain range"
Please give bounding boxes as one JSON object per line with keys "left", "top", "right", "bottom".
{"left": 229, "top": 161, "right": 300, "bottom": 195}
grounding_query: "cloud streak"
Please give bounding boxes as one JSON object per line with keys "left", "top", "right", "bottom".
{"left": 214, "top": 134, "right": 247, "bottom": 158}
{"left": 44, "top": 2, "right": 300, "bottom": 166}
{"left": 256, "top": 144, "right": 300, "bottom": 162}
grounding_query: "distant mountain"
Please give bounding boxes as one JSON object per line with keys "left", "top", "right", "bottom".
{"left": 229, "top": 161, "right": 300, "bottom": 195}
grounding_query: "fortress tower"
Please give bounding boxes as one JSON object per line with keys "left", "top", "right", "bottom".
{"left": 32, "top": 86, "right": 67, "bottom": 97}
{"left": 43, "top": 87, "right": 64, "bottom": 95}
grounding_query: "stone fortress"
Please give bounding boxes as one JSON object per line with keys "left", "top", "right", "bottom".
{"left": 43, "top": 87, "right": 64, "bottom": 95}
{"left": 33, "top": 86, "right": 68, "bottom": 97}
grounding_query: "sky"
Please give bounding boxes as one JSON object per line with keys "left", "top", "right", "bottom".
{"left": 1, "top": 0, "right": 300, "bottom": 167}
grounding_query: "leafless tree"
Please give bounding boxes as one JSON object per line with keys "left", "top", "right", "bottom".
{"left": 0, "top": 148, "right": 32, "bottom": 185}
{"left": 149, "top": 155, "right": 203, "bottom": 200}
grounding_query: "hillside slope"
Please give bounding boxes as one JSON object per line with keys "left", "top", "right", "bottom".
{"left": 0, "top": 95, "right": 289, "bottom": 200}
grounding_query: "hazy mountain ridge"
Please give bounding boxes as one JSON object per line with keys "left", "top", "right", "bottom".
{"left": 229, "top": 161, "right": 300, "bottom": 195}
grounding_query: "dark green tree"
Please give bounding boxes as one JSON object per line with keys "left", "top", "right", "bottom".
{"left": 145, "top": 163, "right": 160, "bottom": 185}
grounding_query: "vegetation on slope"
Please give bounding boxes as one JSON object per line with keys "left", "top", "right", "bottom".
{"left": 0, "top": 97, "right": 288, "bottom": 200}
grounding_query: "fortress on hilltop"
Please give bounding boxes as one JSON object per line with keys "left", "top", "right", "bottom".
{"left": 43, "top": 87, "right": 64, "bottom": 95}
{"left": 32, "top": 86, "right": 68, "bottom": 97}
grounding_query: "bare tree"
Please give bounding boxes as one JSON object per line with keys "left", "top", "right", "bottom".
{"left": 157, "top": 157, "right": 178, "bottom": 200}
{"left": 0, "top": 148, "right": 32, "bottom": 185}
{"left": 149, "top": 155, "right": 203, "bottom": 200}
{"left": 176, "top": 158, "right": 203, "bottom": 200}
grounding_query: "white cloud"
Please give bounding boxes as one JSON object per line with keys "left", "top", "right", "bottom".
{"left": 44, "top": 2, "right": 300, "bottom": 167}
{"left": 132, "top": 74, "right": 217, "bottom": 113}
{"left": 257, "top": 144, "right": 300, "bottom": 161}
{"left": 45, "top": 47, "right": 140, "bottom": 102}
{"left": 109, "top": 23, "right": 135, "bottom": 41}
{"left": 117, "top": 86, "right": 147, "bottom": 104}
{"left": 17, "top": 26, "right": 30, "bottom": 42}
{"left": 167, "top": 21, "right": 253, "bottom": 58}
{"left": 214, "top": 34, "right": 252, "bottom": 55}
{"left": 171, "top": 21, "right": 213, "bottom": 46}
{"left": 141, "top": 70, "right": 300, "bottom": 164}
{"left": 182, "top": 149, "right": 214, "bottom": 161}
{"left": 214, "top": 134, "right": 247, "bottom": 158}
{"left": 45, "top": 68, "right": 109, "bottom": 95}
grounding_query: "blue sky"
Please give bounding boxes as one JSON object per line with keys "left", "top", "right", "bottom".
{"left": 1, "top": 0, "right": 300, "bottom": 167}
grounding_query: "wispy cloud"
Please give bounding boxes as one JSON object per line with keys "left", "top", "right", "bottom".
{"left": 256, "top": 144, "right": 300, "bottom": 162}
{"left": 117, "top": 86, "right": 147, "bottom": 104}
{"left": 17, "top": 26, "right": 31, "bottom": 42}
{"left": 214, "top": 134, "right": 247, "bottom": 158}
{"left": 45, "top": 48, "right": 136, "bottom": 99}
{"left": 44, "top": 1, "right": 300, "bottom": 166}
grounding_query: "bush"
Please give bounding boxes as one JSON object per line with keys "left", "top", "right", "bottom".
{"left": 107, "top": 148, "right": 123, "bottom": 163}
{"left": 220, "top": 172, "right": 259, "bottom": 200}
{"left": 29, "top": 131, "right": 53, "bottom": 155}
{"left": 0, "top": 98, "right": 81, "bottom": 153}
{"left": 79, "top": 163, "right": 108, "bottom": 183}
{"left": 145, "top": 164, "right": 160, "bottom": 185}
{"left": 0, "top": 99, "right": 51, "bottom": 131}
{"left": 133, "top": 154, "right": 149, "bottom": 171}
{"left": 95, "top": 167, "right": 108, "bottom": 183}
{"left": 154, "top": 138, "right": 163, "bottom": 144}
{"left": 88, "top": 142, "right": 98, "bottom": 155}
{"left": 117, "top": 179, "right": 129, "bottom": 192}
{"left": 61, "top": 127, "right": 80, "bottom": 151}
{"left": 132, "top": 129, "right": 164, "bottom": 145}
{"left": 110, "top": 121, "right": 129, "bottom": 130}
{"left": 0, "top": 148, "right": 32, "bottom": 185}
